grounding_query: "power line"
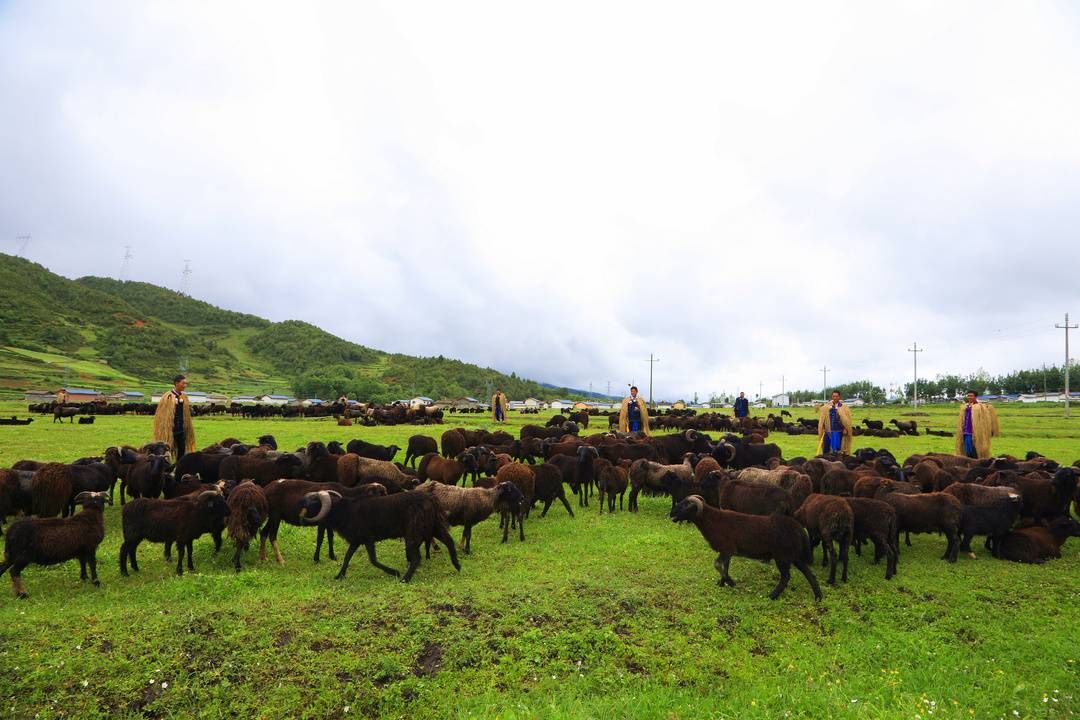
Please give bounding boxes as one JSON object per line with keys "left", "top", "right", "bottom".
{"left": 1055, "top": 313, "right": 1077, "bottom": 418}
{"left": 908, "top": 342, "right": 924, "bottom": 409}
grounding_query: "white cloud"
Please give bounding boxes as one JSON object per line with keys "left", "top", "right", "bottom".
{"left": 2, "top": 1, "right": 1079, "bottom": 399}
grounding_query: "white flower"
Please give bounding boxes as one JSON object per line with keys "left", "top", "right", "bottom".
{"left": 161, "top": 682, "right": 168, "bottom": 690}
{"left": 81, "top": 681, "right": 88, "bottom": 688}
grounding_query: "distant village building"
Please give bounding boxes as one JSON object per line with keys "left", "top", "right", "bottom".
{"left": 256, "top": 394, "right": 295, "bottom": 406}
{"left": 108, "top": 391, "right": 145, "bottom": 402}
{"left": 409, "top": 396, "right": 434, "bottom": 408}
{"left": 230, "top": 395, "right": 257, "bottom": 405}
{"left": 53, "top": 387, "right": 102, "bottom": 404}
{"left": 549, "top": 400, "right": 574, "bottom": 410}
{"left": 24, "top": 390, "right": 56, "bottom": 402}
{"left": 523, "top": 397, "right": 541, "bottom": 409}
{"left": 772, "top": 393, "right": 791, "bottom": 407}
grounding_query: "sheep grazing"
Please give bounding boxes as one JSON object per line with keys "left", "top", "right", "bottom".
{"left": 258, "top": 479, "right": 382, "bottom": 565}
{"left": 297, "top": 488, "right": 461, "bottom": 582}
{"left": 862, "top": 419, "right": 884, "bottom": 431}
{"left": 225, "top": 481, "right": 269, "bottom": 571}
{"left": 119, "top": 489, "right": 230, "bottom": 576}
{"left": 415, "top": 480, "right": 523, "bottom": 553}
{"left": 881, "top": 492, "right": 963, "bottom": 562}
{"left": 0, "top": 491, "right": 111, "bottom": 598}
{"left": 337, "top": 454, "right": 413, "bottom": 491}
{"left": 958, "top": 494, "right": 1023, "bottom": 559}
{"left": 842, "top": 497, "right": 899, "bottom": 579}
{"left": 345, "top": 439, "right": 401, "bottom": 462}
{"left": 670, "top": 495, "right": 822, "bottom": 601}
{"left": 628, "top": 458, "right": 692, "bottom": 512}
{"left": 996, "top": 517, "right": 1080, "bottom": 564}
{"left": 405, "top": 435, "right": 438, "bottom": 467}
{"left": 532, "top": 463, "right": 575, "bottom": 518}
{"left": 889, "top": 419, "right": 918, "bottom": 435}
{"left": 706, "top": 471, "right": 795, "bottom": 517}
{"left": 793, "top": 494, "right": 854, "bottom": 585}
{"left": 596, "top": 459, "right": 629, "bottom": 513}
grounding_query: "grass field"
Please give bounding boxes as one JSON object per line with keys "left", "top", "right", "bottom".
{"left": 0, "top": 401, "right": 1077, "bottom": 719}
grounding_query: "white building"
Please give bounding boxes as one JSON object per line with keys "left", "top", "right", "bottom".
{"left": 772, "top": 393, "right": 791, "bottom": 407}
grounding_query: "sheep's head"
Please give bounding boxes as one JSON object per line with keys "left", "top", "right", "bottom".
{"left": 276, "top": 454, "right": 307, "bottom": 477}
{"left": 670, "top": 495, "right": 705, "bottom": 523}
{"left": 495, "top": 482, "right": 523, "bottom": 510}
{"left": 298, "top": 490, "right": 343, "bottom": 523}
{"left": 73, "top": 491, "right": 111, "bottom": 510}
{"left": 198, "top": 489, "right": 231, "bottom": 517}
{"left": 713, "top": 442, "right": 737, "bottom": 466}
{"left": 327, "top": 441, "right": 345, "bottom": 455}
{"left": 356, "top": 483, "right": 387, "bottom": 498}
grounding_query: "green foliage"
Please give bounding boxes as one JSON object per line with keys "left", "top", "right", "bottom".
{"left": 293, "top": 364, "right": 392, "bottom": 403}
{"left": 77, "top": 276, "right": 267, "bottom": 330}
{"left": 0, "top": 403, "right": 1077, "bottom": 719}
{"left": 245, "top": 320, "right": 382, "bottom": 376}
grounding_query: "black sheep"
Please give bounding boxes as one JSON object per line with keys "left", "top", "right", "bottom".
{"left": 958, "top": 494, "right": 1023, "bottom": 558}
{"left": 0, "top": 491, "right": 111, "bottom": 598}
{"left": 119, "top": 490, "right": 230, "bottom": 576}
{"left": 405, "top": 435, "right": 438, "bottom": 467}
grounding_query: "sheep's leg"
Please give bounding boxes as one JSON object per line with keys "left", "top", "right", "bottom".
{"left": 960, "top": 531, "right": 976, "bottom": 559}
{"left": 628, "top": 487, "right": 640, "bottom": 513}
{"left": 501, "top": 513, "right": 511, "bottom": 544}
{"left": 464, "top": 524, "right": 474, "bottom": 553}
{"left": 541, "top": 498, "right": 553, "bottom": 517}
{"left": 129, "top": 541, "right": 141, "bottom": 573}
{"left": 559, "top": 493, "right": 575, "bottom": 518}
{"left": 79, "top": 554, "right": 88, "bottom": 582}
{"left": 619, "top": 491, "right": 625, "bottom": 510}
{"left": 314, "top": 526, "right": 325, "bottom": 563}
{"left": 943, "top": 529, "right": 959, "bottom": 563}
{"left": 365, "top": 542, "right": 401, "bottom": 578}
{"left": 88, "top": 550, "right": 99, "bottom": 587}
{"left": 272, "top": 538, "right": 285, "bottom": 566}
{"left": 186, "top": 542, "right": 195, "bottom": 571}
{"left": 164, "top": 541, "right": 172, "bottom": 561}
{"left": 597, "top": 491, "right": 605, "bottom": 515}
{"left": 327, "top": 529, "right": 336, "bottom": 560}
{"left": 10, "top": 564, "right": 29, "bottom": 598}
{"left": 175, "top": 544, "right": 185, "bottom": 576}
{"left": 793, "top": 560, "right": 823, "bottom": 601}
{"left": 335, "top": 543, "right": 360, "bottom": 579}
{"left": 904, "top": 531, "right": 911, "bottom": 547}
{"left": 769, "top": 561, "right": 792, "bottom": 600}
{"left": 211, "top": 530, "right": 222, "bottom": 554}
{"left": 885, "top": 544, "right": 897, "bottom": 580}
{"left": 233, "top": 544, "right": 243, "bottom": 572}
{"left": 825, "top": 538, "right": 838, "bottom": 585}
{"left": 400, "top": 542, "right": 421, "bottom": 583}
{"left": 839, "top": 536, "right": 849, "bottom": 583}
{"left": 517, "top": 512, "right": 525, "bottom": 542}
{"left": 714, "top": 555, "right": 735, "bottom": 587}
{"left": 258, "top": 524, "right": 270, "bottom": 562}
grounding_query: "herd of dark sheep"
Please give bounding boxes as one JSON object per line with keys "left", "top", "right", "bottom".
{"left": 2, "top": 422, "right": 1079, "bottom": 601}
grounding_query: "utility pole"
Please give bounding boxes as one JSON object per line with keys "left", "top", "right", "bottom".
{"left": 1056, "top": 313, "right": 1078, "bottom": 418}
{"left": 758, "top": 380, "right": 763, "bottom": 401}
{"left": 120, "top": 245, "right": 133, "bottom": 281}
{"left": 781, "top": 375, "right": 785, "bottom": 395}
{"left": 820, "top": 366, "right": 829, "bottom": 402}
{"left": 606, "top": 381, "right": 610, "bottom": 398}
{"left": 908, "top": 342, "right": 923, "bottom": 409}
{"left": 643, "top": 354, "right": 660, "bottom": 407}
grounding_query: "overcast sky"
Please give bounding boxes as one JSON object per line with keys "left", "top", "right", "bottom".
{"left": 3, "top": 2, "right": 1079, "bottom": 400}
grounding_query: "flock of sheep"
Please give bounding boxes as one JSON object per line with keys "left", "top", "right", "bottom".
{"left": 1, "top": 420, "right": 1079, "bottom": 600}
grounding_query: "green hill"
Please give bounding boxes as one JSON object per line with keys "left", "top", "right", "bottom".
{"left": 0, "top": 253, "right": 563, "bottom": 402}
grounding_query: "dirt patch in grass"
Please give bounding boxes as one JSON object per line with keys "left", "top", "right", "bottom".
{"left": 414, "top": 642, "right": 444, "bottom": 677}
{"left": 274, "top": 630, "right": 293, "bottom": 648}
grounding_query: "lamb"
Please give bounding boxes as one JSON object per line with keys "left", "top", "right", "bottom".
{"left": 298, "top": 488, "right": 461, "bottom": 582}
{"left": 119, "top": 489, "right": 231, "bottom": 576}
{"left": 415, "top": 480, "right": 523, "bottom": 553}
{"left": 418, "top": 453, "right": 465, "bottom": 486}
{"left": 670, "top": 495, "right": 822, "bottom": 601}
{"left": 842, "top": 497, "right": 898, "bottom": 579}
{"left": 881, "top": 492, "right": 963, "bottom": 562}
{"left": 546, "top": 445, "right": 600, "bottom": 507}
{"left": 793, "top": 494, "right": 854, "bottom": 585}
{"left": 996, "top": 517, "right": 1080, "bottom": 563}
{"left": 121, "top": 454, "right": 170, "bottom": 503}
{"left": 958, "top": 494, "right": 1023, "bottom": 559}
{"left": 345, "top": 439, "right": 401, "bottom": 462}
{"left": 705, "top": 471, "right": 794, "bottom": 516}
{"left": 218, "top": 453, "right": 306, "bottom": 486}
{"left": 225, "top": 481, "right": 269, "bottom": 571}
{"left": 532, "top": 463, "right": 575, "bottom": 517}
{"left": 627, "top": 458, "right": 693, "bottom": 512}
{"left": 595, "top": 459, "right": 628, "bottom": 514}
{"left": 495, "top": 462, "right": 535, "bottom": 529}
{"left": 0, "top": 491, "right": 111, "bottom": 598}
{"left": 692, "top": 456, "right": 722, "bottom": 484}
{"left": 861, "top": 419, "right": 884, "bottom": 431}
{"left": 405, "top": 435, "right": 438, "bottom": 467}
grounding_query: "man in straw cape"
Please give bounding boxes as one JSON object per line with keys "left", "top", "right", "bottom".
{"left": 816, "top": 390, "right": 853, "bottom": 455}
{"left": 618, "top": 385, "right": 650, "bottom": 434}
{"left": 955, "top": 390, "right": 999, "bottom": 459}
{"left": 153, "top": 374, "right": 196, "bottom": 461}
{"left": 491, "top": 388, "right": 509, "bottom": 423}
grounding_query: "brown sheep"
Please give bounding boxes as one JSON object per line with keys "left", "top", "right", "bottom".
{"left": 418, "top": 453, "right": 465, "bottom": 486}
{"left": 693, "top": 456, "right": 722, "bottom": 484}
{"left": 843, "top": 497, "right": 898, "bottom": 579}
{"left": 882, "top": 492, "right": 963, "bottom": 562}
{"left": 794, "top": 494, "right": 854, "bottom": 585}
{"left": 31, "top": 463, "right": 73, "bottom": 518}
{"left": 596, "top": 458, "right": 628, "bottom": 513}
{"left": 225, "top": 481, "right": 269, "bottom": 571}
{"left": 496, "top": 462, "right": 535, "bottom": 522}
{"left": 441, "top": 430, "right": 466, "bottom": 459}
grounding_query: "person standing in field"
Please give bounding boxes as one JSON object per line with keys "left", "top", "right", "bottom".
{"left": 491, "top": 388, "right": 509, "bottom": 423}
{"left": 816, "top": 391, "right": 853, "bottom": 455}
{"left": 955, "top": 390, "right": 999, "bottom": 459}
{"left": 733, "top": 392, "right": 750, "bottom": 419}
{"left": 153, "top": 374, "right": 196, "bottom": 460}
{"left": 618, "top": 385, "right": 650, "bottom": 434}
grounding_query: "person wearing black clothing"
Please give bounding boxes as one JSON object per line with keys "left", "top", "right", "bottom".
{"left": 733, "top": 392, "right": 750, "bottom": 418}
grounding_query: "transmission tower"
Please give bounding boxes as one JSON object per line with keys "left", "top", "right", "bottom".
{"left": 181, "top": 260, "right": 192, "bottom": 296}
{"left": 15, "top": 235, "right": 30, "bottom": 257}
{"left": 120, "top": 246, "right": 133, "bottom": 280}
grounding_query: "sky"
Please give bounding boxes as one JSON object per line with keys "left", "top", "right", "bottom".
{"left": 2, "top": 2, "right": 1080, "bottom": 401}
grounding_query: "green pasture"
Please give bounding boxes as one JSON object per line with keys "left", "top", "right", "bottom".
{"left": 0, "top": 401, "right": 1077, "bottom": 719}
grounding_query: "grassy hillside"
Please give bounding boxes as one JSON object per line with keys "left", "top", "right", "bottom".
{"left": 0, "top": 253, "right": 565, "bottom": 401}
